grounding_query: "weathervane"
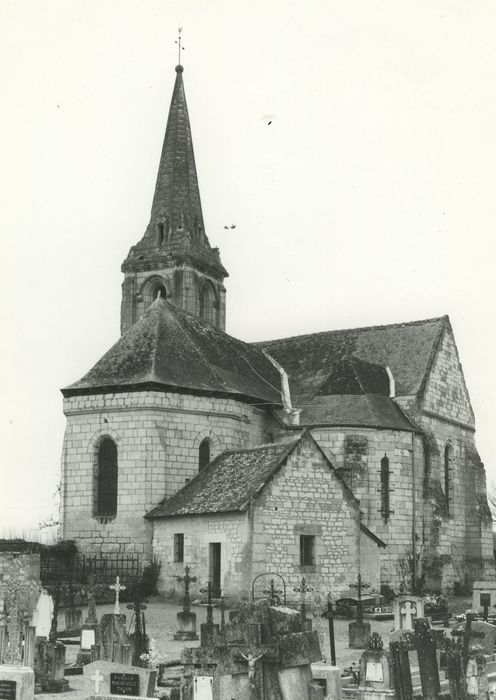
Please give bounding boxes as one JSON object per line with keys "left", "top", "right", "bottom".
{"left": 175, "top": 27, "right": 185, "bottom": 65}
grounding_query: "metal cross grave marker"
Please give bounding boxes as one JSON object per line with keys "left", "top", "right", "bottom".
{"left": 173, "top": 565, "right": 197, "bottom": 615}
{"left": 349, "top": 573, "right": 370, "bottom": 623}
{"left": 109, "top": 576, "right": 126, "bottom": 615}
{"left": 293, "top": 576, "right": 314, "bottom": 619}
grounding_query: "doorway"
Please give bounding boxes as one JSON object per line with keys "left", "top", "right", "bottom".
{"left": 209, "top": 542, "right": 221, "bottom": 596}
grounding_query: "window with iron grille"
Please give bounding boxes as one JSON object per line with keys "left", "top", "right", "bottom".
{"left": 299, "top": 535, "right": 315, "bottom": 566}
{"left": 199, "top": 438, "right": 211, "bottom": 471}
{"left": 96, "top": 437, "right": 118, "bottom": 516}
{"left": 174, "top": 533, "right": 184, "bottom": 563}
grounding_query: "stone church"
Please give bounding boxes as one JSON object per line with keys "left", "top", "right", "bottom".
{"left": 59, "top": 63, "right": 494, "bottom": 600}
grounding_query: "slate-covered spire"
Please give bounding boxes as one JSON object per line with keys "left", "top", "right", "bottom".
{"left": 122, "top": 65, "right": 227, "bottom": 280}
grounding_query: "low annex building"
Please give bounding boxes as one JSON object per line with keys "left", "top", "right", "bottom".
{"left": 60, "top": 61, "right": 494, "bottom": 596}
{"left": 147, "top": 432, "right": 385, "bottom": 600}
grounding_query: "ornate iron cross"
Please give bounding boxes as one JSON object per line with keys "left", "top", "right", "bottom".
{"left": 173, "top": 565, "right": 197, "bottom": 615}
{"left": 263, "top": 579, "right": 282, "bottom": 606}
{"left": 293, "top": 577, "right": 314, "bottom": 619}
{"left": 200, "top": 581, "right": 214, "bottom": 625}
{"left": 109, "top": 576, "right": 126, "bottom": 615}
{"left": 349, "top": 573, "right": 370, "bottom": 623}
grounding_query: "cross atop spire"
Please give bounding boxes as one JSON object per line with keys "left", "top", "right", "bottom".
{"left": 175, "top": 27, "right": 184, "bottom": 66}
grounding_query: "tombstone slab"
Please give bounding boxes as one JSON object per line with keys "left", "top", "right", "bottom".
{"left": 0, "top": 665, "right": 34, "bottom": 700}
{"left": 393, "top": 596, "right": 424, "bottom": 632}
{"left": 468, "top": 621, "right": 496, "bottom": 655}
{"left": 349, "top": 620, "right": 371, "bottom": 649}
{"left": 173, "top": 611, "right": 198, "bottom": 641}
{"left": 33, "top": 639, "right": 69, "bottom": 693}
{"left": 82, "top": 661, "right": 156, "bottom": 698}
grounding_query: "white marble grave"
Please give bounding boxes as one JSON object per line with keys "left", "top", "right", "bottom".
{"left": 31, "top": 590, "right": 53, "bottom": 639}
{"left": 393, "top": 596, "right": 424, "bottom": 631}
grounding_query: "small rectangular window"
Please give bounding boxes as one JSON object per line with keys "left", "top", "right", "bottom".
{"left": 300, "top": 535, "right": 315, "bottom": 566}
{"left": 174, "top": 533, "right": 184, "bottom": 563}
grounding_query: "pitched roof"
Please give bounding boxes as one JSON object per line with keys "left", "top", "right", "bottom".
{"left": 146, "top": 440, "right": 300, "bottom": 518}
{"left": 294, "top": 394, "right": 417, "bottom": 431}
{"left": 122, "top": 65, "right": 227, "bottom": 279}
{"left": 259, "top": 316, "right": 447, "bottom": 401}
{"left": 62, "top": 298, "right": 282, "bottom": 404}
{"left": 316, "top": 356, "right": 390, "bottom": 396}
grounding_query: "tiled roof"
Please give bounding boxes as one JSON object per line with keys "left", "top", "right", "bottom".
{"left": 63, "top": 298, "right": 282, "bottom": 404}
{"left": 259, "top": 316, "right": 447, "bottom": 400}
{"left": 316, "top": 356, "right": 390, "bottom": 396}
{"left": 146, "top": 441, "right": 300, "bottom": 518}
{"left": 296, "top": 394, "right": 416, "bottom": 431}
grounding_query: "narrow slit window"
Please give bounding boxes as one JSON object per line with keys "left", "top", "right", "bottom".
{"left": 96, "top": 438, "right": 118, "bottom": 517}
{"left": 380, "top": 455, "right": 390, "bottom": 523}
{"left": 300, "top": 535, "right": 315, "bottom": 566}
{"left": 174, "top": 533, "right": 184, "bottom": 563}
{"left": 199, "top": 438, "right": 210, "bottom": 471}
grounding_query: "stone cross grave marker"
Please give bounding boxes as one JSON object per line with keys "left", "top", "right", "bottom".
{"left": 109, "top": 576, "right": 126, "bottom": 615}
{"left": 400, "top": 601, "right": 416, "bottom": 630}
{"left": 0, "top": 559, "right": 35, "bottom": 665}
{"left": 174, "top": 566, "right": 197, "bottom": 615}
{"left": 91, "top": 669, "right": 104, "bottom": 694}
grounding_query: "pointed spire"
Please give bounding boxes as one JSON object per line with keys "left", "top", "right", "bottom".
{"left": 122, "top": 64, "right": 227, "bottom": 279}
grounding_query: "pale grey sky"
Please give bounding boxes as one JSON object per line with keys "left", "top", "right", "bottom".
{"left": 1, "top": 0, "right": 495, "bottom": 531}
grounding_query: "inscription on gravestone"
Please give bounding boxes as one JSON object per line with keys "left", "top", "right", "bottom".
{"left": 365, "top": 661, "right": 384, "bottom": 682}
{"left": 110, "top": 673, "right": 140, "bottom": 696}
{"left": 0, "top": 681, "right": 16, "bottom": 700}
{"left": 81, "top": 629, "right": 96, "bottom": 650}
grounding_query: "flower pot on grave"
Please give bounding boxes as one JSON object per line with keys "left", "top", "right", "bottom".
{"left": 65, "top": 608, "right": 83, "bottom": 630}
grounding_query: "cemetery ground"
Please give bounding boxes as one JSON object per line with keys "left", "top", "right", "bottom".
{"left": 35, "top": 593, "right": 473, "bottom": 700}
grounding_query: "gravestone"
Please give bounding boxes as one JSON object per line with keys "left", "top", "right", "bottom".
{"left": 82, "top": 660, "right": 157, "bottom": 698}
{"left": 173, "top": 566, "right": 198, "bottom": 641}
{"left": 357, "top": 634, "right": 395, "bottom": 700}
{"left": 33, "top": 639, "right": 69, "bottom": 693}
{"left": 348, "top": 575, "right": 371, "bottom": 649}
{"left": 393, "top": 596, "right": 424, "bottom": 632}
{"left": 466, "top": 647, "right": 488, "bottom": 700}
{"left": 472, "top": 581, "right": 496, "bottom": 615}
{"left": 97, "top": 615, "right": 131, "bottom": 664}
{"left": 311, "top": 664, "right": 342, "bottom": 700}
{"left": 0, "top": 666, "right": 34, "bottom": 700}
{"left": 77, "top": 624, "right": 99, "bottom": 666}
{"left": 182, "top": 599, "right": 322, "bottom": 700}
{"left": 31, "top": 590, "right": 53, "bottom": 640}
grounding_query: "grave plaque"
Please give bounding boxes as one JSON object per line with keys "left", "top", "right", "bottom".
{"left": 0, "top": 681, "right": 16, "bottom": 700}
{"left": 365, "top": 662, "right": 384, "bottom": 682}
{"left": 81, "top": 629, "right": 96, "bottom": 650}
{"left": 110, "top": 672, "right": 140, "bottom": 696}
{"left": 481, "top": 593, "right": 491, "bottom": 607}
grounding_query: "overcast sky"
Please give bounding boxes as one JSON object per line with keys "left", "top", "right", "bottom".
{"left": 1, "top": 1, "right": 495, "bottom": 533}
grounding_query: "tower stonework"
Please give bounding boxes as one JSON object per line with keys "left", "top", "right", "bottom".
{"left": 120, "top": 65, "right": 228, "bottom": 334}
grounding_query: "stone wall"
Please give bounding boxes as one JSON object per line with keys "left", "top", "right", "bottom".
{"left": 153, "top": 512, "right": 250, "bottom": 600}
{"left": 250, "top": 434, "right": 365, "bottom": 600}
{"left": 60, "top": 390, "right": 269, "bottom": 562}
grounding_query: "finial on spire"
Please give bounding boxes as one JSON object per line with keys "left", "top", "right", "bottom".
{"left": 175, "top": 27, "right": 184, "bottom": 67}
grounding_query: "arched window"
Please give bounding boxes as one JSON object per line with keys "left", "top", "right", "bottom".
{"left": 152, "top": 284, "right": 167, "bottom": 301}
{"left": 199, "top": 283, "right": 217, "bottom": 325}
{"left": 444, "top": 443, "right": 453, "bottom": 513}
{"left": 96, "top": 438, "right": 118, "bottom": 516}
{"left": 199, "top": 438, "right": 211, "bottom": 471}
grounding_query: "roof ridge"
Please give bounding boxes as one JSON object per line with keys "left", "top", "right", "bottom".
{"left": 256, "top": 315, "right": 449, "bottom": 347}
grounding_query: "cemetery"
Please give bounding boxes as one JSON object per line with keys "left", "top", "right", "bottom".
{"left": 2, "top": 542, "right": 496, "bottom": 699}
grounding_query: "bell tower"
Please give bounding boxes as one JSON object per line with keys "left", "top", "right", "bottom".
{"left": 120, "top": 63, "right": 228, "bottom": 334}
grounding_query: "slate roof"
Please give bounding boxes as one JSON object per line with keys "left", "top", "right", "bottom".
{"left": 63, "top": 298, "right": 282, "bottom": 404}
{"left": 146, "top": 440, "right": 301, "bottom": 518}
{"left": 259, "top": 316, "right": 447, "bottom": 401}
{"left": 122, "top": 65, "right": 227, "bottom": 279}
{"left": 295, "top": 394, "right": 416, "bottom": 431}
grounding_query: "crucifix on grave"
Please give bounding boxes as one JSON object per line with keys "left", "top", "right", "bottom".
{"left": 263, "top": 579, "right": 282, "bottom": 607}
{"left": 0, "top": 558, "right": 34, "bottom": 664}
{"left": 109, "top": 576, "right": 126, "bottom": 615}
{"left": 293, "top": 576, "right": 314, "bottom": 620}
{"left": 239, "top": 647, "right": 266, "bottom": 695}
